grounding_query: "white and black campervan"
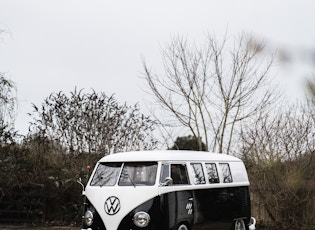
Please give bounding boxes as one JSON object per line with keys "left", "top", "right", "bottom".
{"left": 79, "top": 150, "right": 256, "bottom": 230}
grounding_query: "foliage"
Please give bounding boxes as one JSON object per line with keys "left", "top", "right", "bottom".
{"left": 28, "top": 88, "right": 158, "bottom": 156}
{"left": 143, "top": 33, "right": 280, "bottom": 153}
{"left": 169, "top": 135, "right": 206, "bottom": 151}
{"left": 240, "top": 107, "right": 315, "bottom": 229}
{"left": 0, "top": 138, "right": 85, "bottom": 224}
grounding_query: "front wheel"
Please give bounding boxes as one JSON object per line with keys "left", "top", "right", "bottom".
{"left": 177, "top": 223, "right": 189, "bottom": 230}
{"left": 234, "top": 219, "right": 246, "bottom": 230}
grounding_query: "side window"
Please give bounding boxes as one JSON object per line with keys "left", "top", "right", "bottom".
{"left": 205, "top": 163, "right": 219, "bottom": 183}
{"left": 191, "top": 163, "right": 206, "bottom": 184}
{"left": 160, "top": 163, "right": 189, "bottom": 185}
{"left": 219, "top": 163, "right": 233, "bottom": 183}
{"left": 171, "top": 164, "right": 189, "bottom": 185}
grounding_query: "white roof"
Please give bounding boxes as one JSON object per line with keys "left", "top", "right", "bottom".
{"left": 98, "top": 150, "right": 242, "bottom": 163}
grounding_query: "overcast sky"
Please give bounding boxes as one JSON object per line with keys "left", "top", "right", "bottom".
{"left": 1, "top": 0, "right": 315, "bottom": 135}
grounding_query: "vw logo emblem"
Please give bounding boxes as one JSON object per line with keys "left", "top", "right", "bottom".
{"left": 104, "top": 196, "right": 120, "bottom": 215}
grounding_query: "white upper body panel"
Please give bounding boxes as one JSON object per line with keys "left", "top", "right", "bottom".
{"left": 98, "top": 150, "right": 241, "bottom": 163}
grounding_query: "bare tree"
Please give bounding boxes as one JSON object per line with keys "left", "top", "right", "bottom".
{"left": 0, "top": 75, "right": 17, "bottom": 143}
{"left": 142, "top": 33, "right": 279, "bottom": 153}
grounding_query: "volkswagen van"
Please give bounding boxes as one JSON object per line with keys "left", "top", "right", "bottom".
{"left": 79, "top": 150, "right": 256, "bottom": 230}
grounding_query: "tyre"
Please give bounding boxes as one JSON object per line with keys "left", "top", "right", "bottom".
{"left": 234, "top": 219, "right": 246, "bottom": 230}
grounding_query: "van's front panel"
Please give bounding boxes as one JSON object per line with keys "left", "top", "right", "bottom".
{"left": 83, "top": 187, "right": 160, "bottom": 230}
{"left": 82, "top": 161, "right": 160, "bottom": 230}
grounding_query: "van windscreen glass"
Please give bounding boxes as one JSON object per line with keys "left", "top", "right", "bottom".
{"left": 118, "top": 162, "right": 158, "bottom": 186}
{"left": 90, "top": 163, "right": 122, "bottom": 186}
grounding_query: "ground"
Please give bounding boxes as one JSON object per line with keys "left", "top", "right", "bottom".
{"left": 0, "top": 225, "right": 79, "bottom": 230}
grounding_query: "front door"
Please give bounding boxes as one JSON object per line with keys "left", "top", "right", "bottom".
{"left": 159, "top": 163, "right": 194, "bottom": 230}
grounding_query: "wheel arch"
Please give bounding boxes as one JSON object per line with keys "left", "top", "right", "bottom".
{"left": 175, "top": 220, "right": 191, "bottom": 230}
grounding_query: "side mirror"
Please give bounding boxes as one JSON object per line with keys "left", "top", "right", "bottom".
{"left": 161, "top": 177, "right": 173, "bottom": 186}
{"left": 76, "top": 177, "right": 85, "bottom": 195}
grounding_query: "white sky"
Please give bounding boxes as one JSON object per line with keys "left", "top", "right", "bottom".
{"left": 0, "top": 0, "right": 315, "bottom": 135}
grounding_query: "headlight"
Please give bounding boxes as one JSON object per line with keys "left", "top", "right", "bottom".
{"left": 133, "top": 211, "right": 150, "bottom": 227}
{"left": 84, "top": 210, "right": 94, "bottom": 226}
